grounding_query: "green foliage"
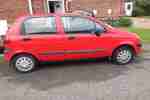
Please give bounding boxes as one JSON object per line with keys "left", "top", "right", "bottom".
{"left": 128, "top": 27, "right": 150, "bottom": 43}
{"left": 109, "top": 17, "right": 132, "bottom": 27}
{"left": 117, "top": 17, "right": 132, "bottom": 27}
{"left": 0, "top": 55, "right": 4, "bottom": 63}
{"left": 133, "top": 0, "right": 150, "bottom": 16}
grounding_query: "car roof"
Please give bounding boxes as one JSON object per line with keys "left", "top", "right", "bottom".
{"left": 17, "top": 13, "right": 94, "bottom": 20}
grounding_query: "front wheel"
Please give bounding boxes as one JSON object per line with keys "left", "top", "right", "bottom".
{"left": 10, "top": 54, "right": 38, "bottom": 73}
{"left": 112, "top": 46, "right": 134, "bottom": 65}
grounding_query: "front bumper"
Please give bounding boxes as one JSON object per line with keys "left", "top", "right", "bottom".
{"left": 135, "top": 43, "right": 143, "bottom": 55}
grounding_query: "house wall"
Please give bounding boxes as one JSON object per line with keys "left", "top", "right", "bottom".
{"left": 32, "top": 0, "right": 45, "bottom": 14}
{"left": 0, "top": 0, "right": 124, "bottom": 23}
{"left": 32, "top": 0, "right": 124, "bottom": 18}
{"left": 70, "top": 0, "right": 123, "bottom": 19}
{"left": 0, "top": 0, "right": 28, "bottom": 23}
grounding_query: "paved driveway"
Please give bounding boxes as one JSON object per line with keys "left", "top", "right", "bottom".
{"left": 131, "top": 17, "right": 150, "bottom": 29}
{"left": 0, "top": 45, "right": 150, "bottom": 100}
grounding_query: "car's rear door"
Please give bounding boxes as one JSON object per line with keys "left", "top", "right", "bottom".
{"left": 61, "top": 16, "right": 108, "bottom": 59}
{"left": 20, "top": 16, "right": 65, "bottom": 61}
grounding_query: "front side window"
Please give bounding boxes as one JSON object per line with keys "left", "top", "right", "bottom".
{"left": 23, "top": 17, "right": 56, "bottom": 35}
{"left": 61, "top": 16, "right": 96, "bottom": 34}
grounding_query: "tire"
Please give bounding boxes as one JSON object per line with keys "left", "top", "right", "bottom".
{"left": 10, "top": 54, "right": 38, "bottom": 73}
{"left": 112, "top": 46, "right": 134, "bottom": 65}
{"left": 0, "top": 47, "right": 4, "bottom": 54}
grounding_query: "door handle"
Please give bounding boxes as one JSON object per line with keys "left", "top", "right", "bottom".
{"left": 22, "top": 38, "right": 32, "bottom": 41}
{"left": 68, "top": 36, "right": 76, "bottom": 40}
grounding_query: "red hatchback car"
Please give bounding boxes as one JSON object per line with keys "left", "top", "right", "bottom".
{"left": 4, "top": 14, "right": 142, "bottom": 73}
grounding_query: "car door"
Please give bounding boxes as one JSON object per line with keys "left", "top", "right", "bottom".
{"left": 61, "top": 16, "right": 109, "bottom": 59}
{"left": 20, "top": 16, "right": 66, "bottom": 61}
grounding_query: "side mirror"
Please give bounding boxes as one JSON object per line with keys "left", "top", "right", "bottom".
{"left": 94, "top": 27, "right": 105, "bottom": 36}
{"left": 94, "top": 23, "right": 106, "bottom": 36}
{"left": 95, "top": 31, "right": 100, "bottom": 36}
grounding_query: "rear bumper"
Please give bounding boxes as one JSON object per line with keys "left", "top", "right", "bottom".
{"left": 4, "top": 48, "right": 14, "bottom": 62}
{"left": 4, "top": 52, "right": 11, "bottom": 62}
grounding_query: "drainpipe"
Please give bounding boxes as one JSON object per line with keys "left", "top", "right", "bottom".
{"left": 67, "top": 0, "right": 72, "bottom": 12}
{"left": 120, "top": 0, "right": 124, "bottom": 16}
{"left": 28, "top": 0, "right": 33, "bottom": 15}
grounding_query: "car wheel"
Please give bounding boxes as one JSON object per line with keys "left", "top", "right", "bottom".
{"left": 10, "top": 54, "right": 38, "bottom": 73}
{"left": 112, "top": 46, "right": 134, "bottom": 65}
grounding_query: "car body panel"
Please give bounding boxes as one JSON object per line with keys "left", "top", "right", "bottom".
{"left": 4, "top": 14, "right": 142, "bottom": 62}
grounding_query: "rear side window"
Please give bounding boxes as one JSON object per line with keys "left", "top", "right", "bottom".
{"left": 23, "top": 17, "right": 56, "bottom": 35}
{"left": 61, "top": 16, "right": 95, "bottom": 34}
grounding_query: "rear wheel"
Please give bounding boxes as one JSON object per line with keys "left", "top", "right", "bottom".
{"left": 10, "top": 54, "right": 38, "bottom": 73}
{"left": 112, "top": 46, "right": 134, "bottom": 65}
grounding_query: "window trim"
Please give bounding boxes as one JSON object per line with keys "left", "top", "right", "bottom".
{"left": 21, "top": 16, "right": 57, "bottom": 35}
{"left": 61, "top": 16, "right": 97, "bottom": 34}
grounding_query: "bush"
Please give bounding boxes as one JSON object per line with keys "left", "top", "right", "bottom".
{"left": 133, "top": 0, "right": 150, "bottom": 16}
{"left": 132, "top": 6, "right": 145, "bottom": 17}
{"left": 117, "top": 17, "right": 132, "bottom": 27}
{"left": 108, "top": 17, "right": 132, "bottom": 27}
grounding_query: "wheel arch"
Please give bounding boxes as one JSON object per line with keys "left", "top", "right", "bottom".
{"left": 10, "top": 52, "right": 39, "bottom": 62}
{"left": 112, "top": 44, "right": 136, "bottom": 57}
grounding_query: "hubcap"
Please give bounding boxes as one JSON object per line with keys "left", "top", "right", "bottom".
{"left": 15, "top": 57, "right": 34, "bottom": 72}
{"left": 116, "top": 49, "right": 132, "bottom": 64}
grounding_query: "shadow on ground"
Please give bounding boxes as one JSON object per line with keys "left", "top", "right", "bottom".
{"left": 0, "top": 58, "right": 139, "bottom": 91}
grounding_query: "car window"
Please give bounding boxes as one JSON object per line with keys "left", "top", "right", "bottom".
{"left": 23, "top": 17, "right": 56, "bottom": 35}
{"left": 95, "top": 23, "right": 105, "bottom": 33}
{"left": 61, "top": 16, "right": 96, "bottom": 34}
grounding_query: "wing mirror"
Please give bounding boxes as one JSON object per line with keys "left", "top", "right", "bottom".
{"left": 94, "top": 31, "right": 101, "bottom": 36}
{"left": 94, "top": 28, "right": 106, "bottom": 36}
{"left": 94, "top": 23, "right": 107, "bottom": 36}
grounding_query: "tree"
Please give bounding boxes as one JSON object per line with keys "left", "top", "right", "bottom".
{"left": 133, "top": 0, "right": 150, "bottom": 16}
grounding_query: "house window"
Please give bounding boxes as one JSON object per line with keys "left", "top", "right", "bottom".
{"left": 125, "top": 0, "right": 132, "bottom": 2}
{"left": 127, "top": 4, "right": 131, "bottom": 10}
{"left": 47, "top": 0, "right": 65, "bottom": 13}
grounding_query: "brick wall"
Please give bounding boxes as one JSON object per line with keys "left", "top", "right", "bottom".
{"left": 70, "top": 0, "right": 123, "bottom": 19}
{"left": 32, "top": 0, "right": 45, "bottom": 14}
{"left": 0, "top": 0, "right": 28, "bottom": 23}
{"left": 0, "top": 0, "right": 124, "bottom": 23}
{"left": 32, "top": 0, "right": 123, "bottom": 18}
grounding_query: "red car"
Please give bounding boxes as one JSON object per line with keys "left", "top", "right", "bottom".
{"left": 4, "top": 14, "right": 142, "bottom": 73}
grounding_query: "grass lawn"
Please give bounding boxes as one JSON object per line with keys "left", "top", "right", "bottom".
{"left": 143, "top": 16, "right": 150, "bottom": 19}
{"left": 127, "top": 27, "right": 150, "bottom": 43}
{"left": 0, "top": 55, "right": 4, "bottom": 63}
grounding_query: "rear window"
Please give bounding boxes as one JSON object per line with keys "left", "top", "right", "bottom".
{"left": 23, "top": 17, "right": 56, "bottom": 35}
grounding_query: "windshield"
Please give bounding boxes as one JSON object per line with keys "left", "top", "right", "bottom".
{"left": 92, "top": 18, "right": 114, "bottom": 29}
{"left": 98, "top": 20, "right": 113, "bottom": 29}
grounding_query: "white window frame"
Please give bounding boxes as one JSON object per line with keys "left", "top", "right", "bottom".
{"left": 47, "top": 0, "right": 65, "bottom": 13}
{"left": 28, "top": 0, "right": 33, "bottom": 15}
{"left": 125, "top": 2, "right": 133, "bottom": 16}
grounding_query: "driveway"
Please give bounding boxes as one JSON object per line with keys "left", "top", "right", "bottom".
{"left": 131, "top": 17, "right": 150, "bottom": 29}
{"left": 0, "top": 44, "right": 150, "bottom": 100}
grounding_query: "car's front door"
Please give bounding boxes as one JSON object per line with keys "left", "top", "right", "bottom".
{"left": 21, "top": 16, "right": 65, "bottom": 61}
{"left": 61, "top": 16, "right": 108, "bottom": 59}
